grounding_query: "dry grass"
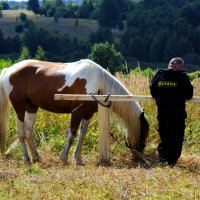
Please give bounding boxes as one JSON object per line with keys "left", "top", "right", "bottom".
{"left": 1, "top": 10, "right": 99, "bottom": 39}
{"left": 0, "top": 73, "right": 199, "bottom": 199}
{"left": 0, "top": 149, "right": 199, "bottom": 199}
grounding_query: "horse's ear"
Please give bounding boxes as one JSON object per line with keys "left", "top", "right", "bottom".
{"left": 140, "top": 112, "right": 145, "bottom": 120}
{"left": 140, "top": 111, "right": 149, "bottom": 132}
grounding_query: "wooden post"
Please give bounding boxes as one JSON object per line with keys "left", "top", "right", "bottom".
{"left": 98, "top": 103, "right": 110, "bottom": 165}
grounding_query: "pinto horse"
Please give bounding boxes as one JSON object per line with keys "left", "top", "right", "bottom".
{"left": 0, "top": 59, "right": 149, "bottom": 165}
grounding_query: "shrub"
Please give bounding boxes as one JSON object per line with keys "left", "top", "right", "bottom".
{"left": 15, "top": 24, "right": 24, "bottom": 33}
{"left": 19, "top": 12, "right": 27, "bottom": 22}
{"left": 0, "top": 59, "right": 12, "bottom": 70}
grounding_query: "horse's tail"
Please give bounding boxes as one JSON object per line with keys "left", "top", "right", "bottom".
{"left": 0, "top": 68, "right": 9, "bottom": 155}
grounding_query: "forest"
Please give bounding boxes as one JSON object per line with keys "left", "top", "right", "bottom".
{"left": 0, "top": 0, "right": 200, "bottom": 72}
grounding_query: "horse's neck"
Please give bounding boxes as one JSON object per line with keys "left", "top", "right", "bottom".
{"left": 111, "top": 101, "right": 142, "bottom": 122}
{"left": 99, "top": 70, "right": 130, "bottom": 95}
{"left": 98, "top": 70, "right": 143, "bottom": 143}
{"left": 98, "top": 69, "right": 143, "bottom": 116}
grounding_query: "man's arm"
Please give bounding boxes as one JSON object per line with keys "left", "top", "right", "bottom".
{"left": 150, "top": 71, "right": 160, "bottom": 99}
{"left": 182, "top": 73, "right": 193, "bottom": 100}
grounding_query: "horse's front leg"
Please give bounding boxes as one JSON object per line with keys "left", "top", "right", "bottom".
{"left": 74, "top": 119, "right": 90, "bottom": 165}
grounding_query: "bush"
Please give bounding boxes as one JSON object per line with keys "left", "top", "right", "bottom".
{"left": 88, "top": 42, "right": 124, "bottom": 74}
{"left": 188, "top": 71, "right": 200, "bottom": 80}
{"left": 19, "top": 12, "right": 27, "bottom": 22}
{"left": 15, "top": 24, "right": 24, "bottom": 33}
{"left": 0, "top": 59, "right": 12, "bottom": 70}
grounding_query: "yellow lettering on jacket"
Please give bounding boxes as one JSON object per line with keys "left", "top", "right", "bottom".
{"left": 158, "top": 81, "right": 177, "bottom": 87}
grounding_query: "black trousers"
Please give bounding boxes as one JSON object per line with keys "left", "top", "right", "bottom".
{"left": 157, "top": 107, "right": 186, "bottom": 164}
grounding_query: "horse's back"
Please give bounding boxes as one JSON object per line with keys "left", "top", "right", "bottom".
{"left": 1, "top": 59, "right": 100, "bottom": 116}
{"left": 3, "top": 59, "right": 86, "bottom": 94}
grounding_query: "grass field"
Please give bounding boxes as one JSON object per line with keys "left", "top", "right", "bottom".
{"left": 1, "top": 10, "right": 99, "bottom": 39}
{"left": 0, "top": 72, "right": 199, "bottom": 199}
{"left": 0, "top": 10, "right": 199, "bottom": 199}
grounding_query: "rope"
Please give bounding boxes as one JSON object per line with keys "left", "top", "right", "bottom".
{"left": 109, "top": 132, "right": 129, "bottom": 148}
{"left": 109, "top": 132, "right": 153, "bottom": 167}
{"left": 90, "top": 93, "right": 112, "bottom": 108}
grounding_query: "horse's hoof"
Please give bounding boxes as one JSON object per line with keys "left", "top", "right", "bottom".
{"left": 60, "top": 157, "right": 66, "bottom": 166}
{"left": 24, "top": 156, "right": 31, "bottom": 165}
{"left": 24, "top": 160, "right": 31, "bottom": 166}
{"left": 59, "top": 152, "right": 68, "bottom": 166}
{"left": 76, "top": 161, "right": 85, "bottom": 166}
{"left": 60, "top": 157, "right": 67, "bottom": 166}
{"left": 61, "top": 160, "right": 67, "bottom": 166}
{"left": 33, "top": 157, "right": 42, "bottom": 163}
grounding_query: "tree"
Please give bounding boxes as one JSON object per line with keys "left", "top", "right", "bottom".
{"left": 28, "top": 0, "right": 40, "bottom": 14}
{"left": 17, "top": 46, "right": 31, "bottom": 61}
{"left": 23, "top": 25, "right": 38, "bottom": 56}
{"left": 15, "top": 24, "right": 24, "bottom": 33}
{"left": 74, "top": 18, "right": 79, "bottom": 26}
{"left": 89, "top": 28, "right": 113, "bottom": 44}
{"left": 98, "top": 0, "right": 120, "bottom": 28}
{"left": 55, "top": 0, "right": 65, "bottom": 7}
{"left": 6, "top": 36, "right": 21, "bottom": 53}
{"left": 19, "top": 12, "right": 27, "bottom": 22}
{"left": 77, "top": 0, "right": 94, "bottom": 18}
{"left": 149, "top": 29, "right": 168, "bottom": 62}
{"left": 35, "top": 46, "right": 46, "bottom": 60}
{"left": 128, "top": 36, "right": 147, "bottom": 61}
{"left": 0, "top": 6, "right": 2, "bottom": 18}
{"left": 88, "top": 42, "right": 124, "bottom": 74}
{"left": 0, "top": 29, "right": 6, "bottom": 54}
{"left": 181, "top": 1, "right": 200, "bottom": 27}
{"left": 0, "top": 1, "right": 9, "bottom": 10}
{"left": 98, "top": 0, "right": 131, "bottom": 28}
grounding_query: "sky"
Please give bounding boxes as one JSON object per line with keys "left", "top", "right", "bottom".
{"left": 7, "top": 0, "right": 28, "bottom": 1}
{"left": 6, "top": 0, "right": 82, "bottom": 2}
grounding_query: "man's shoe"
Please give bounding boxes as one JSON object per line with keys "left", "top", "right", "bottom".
{"left": 158, "top": 159, "right": 168, "bottom": 166}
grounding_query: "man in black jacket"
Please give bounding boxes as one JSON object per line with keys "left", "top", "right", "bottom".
{"left": 150, "top": 57, "right": 193, "bottom": 166}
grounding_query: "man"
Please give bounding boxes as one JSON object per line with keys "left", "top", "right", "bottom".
{"left": 150, "top": 57, "right": 193, "bottom": 166}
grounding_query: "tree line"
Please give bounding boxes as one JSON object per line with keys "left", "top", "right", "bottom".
{"left": 0, "top": 0, "right": 200, "bottom": 72}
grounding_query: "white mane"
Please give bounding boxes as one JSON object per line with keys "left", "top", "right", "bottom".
{"left": 84, "top": 59, "right": 143, "bottom": 145}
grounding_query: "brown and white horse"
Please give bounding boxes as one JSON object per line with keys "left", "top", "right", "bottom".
{"left": 0, "top": 59, "right": 149, "bottom": 165}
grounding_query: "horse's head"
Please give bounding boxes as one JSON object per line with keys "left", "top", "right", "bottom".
{"left": 126, "top": 112, "right": 149, "bottom": 157}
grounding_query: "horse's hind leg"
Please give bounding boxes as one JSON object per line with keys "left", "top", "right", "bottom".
{"left": 74, "top": 119, "right": 90, "bottom": 165}
{"left": 16, "top": 118, "right": 31, "bottom": 164}
{"left": 24, "top": 111, "right": 40, "bottom": 162}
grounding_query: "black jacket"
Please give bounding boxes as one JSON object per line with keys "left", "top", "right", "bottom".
{"left": 150, "top": 69, "right": 193, "bottom": 108}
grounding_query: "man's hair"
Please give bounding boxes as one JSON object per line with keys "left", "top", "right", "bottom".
{"left": 168, "top": 57, "right": 184, "bottom": 68}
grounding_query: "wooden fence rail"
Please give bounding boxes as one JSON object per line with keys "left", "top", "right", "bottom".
{"left": 54, "top": 94, "right": 200, "bottom": 165}
{"left": 55, "top": 94, "right": 200, "bottom": 102}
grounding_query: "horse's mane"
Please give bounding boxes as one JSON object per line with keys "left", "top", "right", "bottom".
{"left": 85, "top": 59, "right": 143, "bottom": 145}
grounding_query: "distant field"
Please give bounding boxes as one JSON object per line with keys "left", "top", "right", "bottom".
{"left": 1, "top": 10, "right": 99, "bottom": 39}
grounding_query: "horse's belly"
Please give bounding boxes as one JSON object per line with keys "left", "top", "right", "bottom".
{"left": 37, "top": 100, "right": 82, "bottom": 114}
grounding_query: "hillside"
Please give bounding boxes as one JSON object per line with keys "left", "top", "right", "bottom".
{"left": 1, "top": 10, "right": 99, "bottom": 40}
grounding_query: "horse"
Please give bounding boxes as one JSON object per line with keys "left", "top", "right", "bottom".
{"left": 0, "top": 59, "right": 149, "bottom": 165}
